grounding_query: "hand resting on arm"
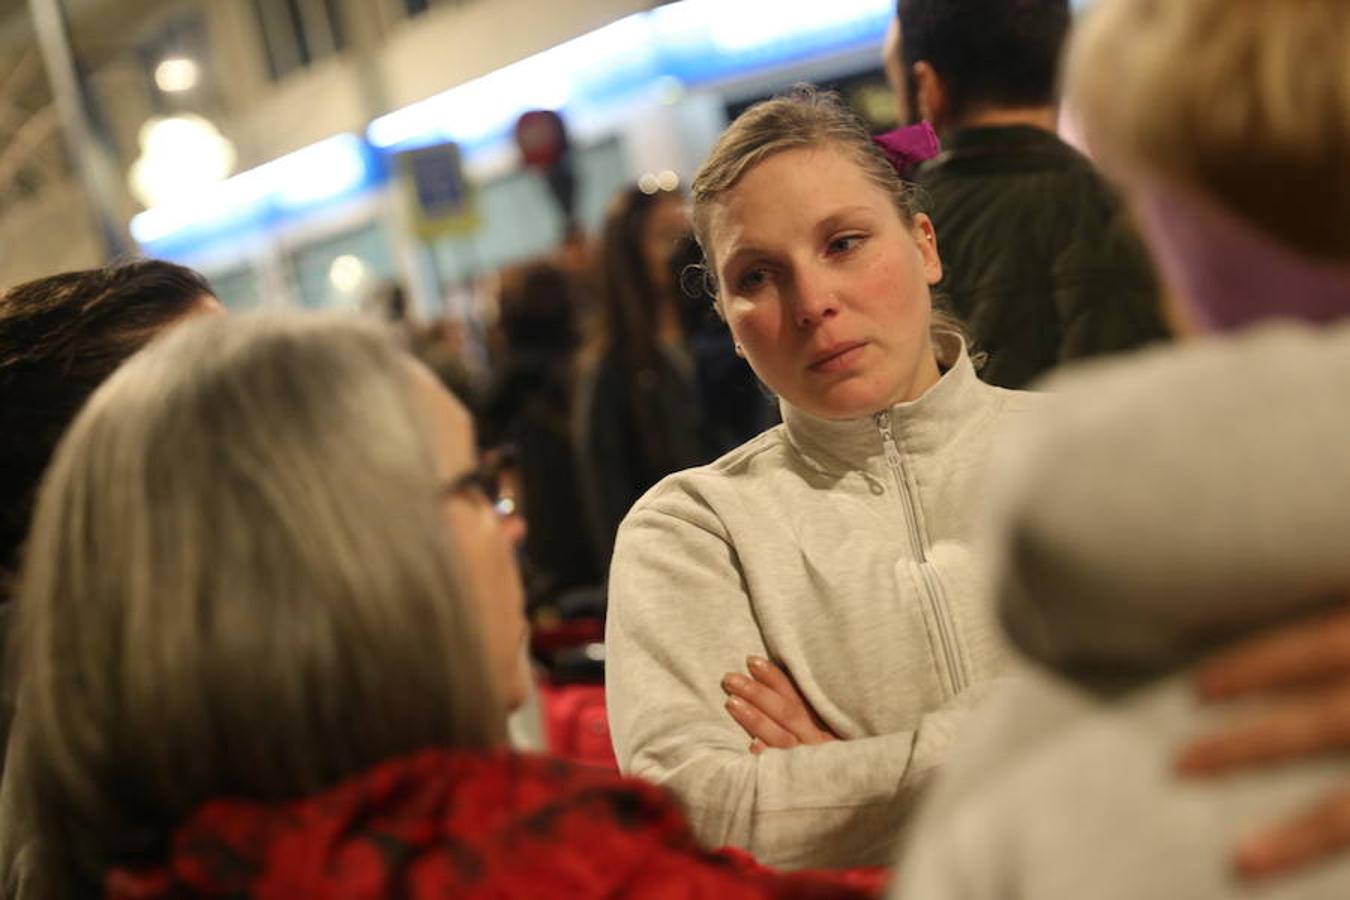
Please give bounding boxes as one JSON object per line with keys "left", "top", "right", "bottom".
{"left": 1180, "top": 601, "right": 1350, "bottom": 880}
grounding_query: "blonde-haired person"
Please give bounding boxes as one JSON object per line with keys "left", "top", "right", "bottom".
{"left": 605, "top": 88, "right": 1042, "bottom": 870}
{"left": 1, "top": 313, "right": 882, "bottom": 898}
{"left": 894, "top": 0, "right": 1350, "bottom": 897}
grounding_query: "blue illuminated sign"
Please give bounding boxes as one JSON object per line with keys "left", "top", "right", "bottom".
{"left": 132, "top": 133, "right": 387, "bottom": 260}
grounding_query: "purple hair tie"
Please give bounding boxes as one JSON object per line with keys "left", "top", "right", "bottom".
{"left": 872, "top": 121, "right": 941, "bottom": 180}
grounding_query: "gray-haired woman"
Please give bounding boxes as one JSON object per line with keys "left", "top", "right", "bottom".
{"left": 1, "top": 313, "right": 878, "bottom": 898}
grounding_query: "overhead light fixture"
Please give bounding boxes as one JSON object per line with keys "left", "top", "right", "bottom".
{"left": 130, "top": 133, "right": 379, "bottom": 250}
{"left": 128, "top": 114, "right": 236, "bottom": 209}
{"left": 154, "top": 57, "right": 200, "bottom": 93}
{"left": 329, "top": 254, "right": 368, "bottom": 294}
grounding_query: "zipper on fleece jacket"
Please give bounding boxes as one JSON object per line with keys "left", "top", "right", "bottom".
{"left": 873, "top": 410, "right": 968, "bottom": 696}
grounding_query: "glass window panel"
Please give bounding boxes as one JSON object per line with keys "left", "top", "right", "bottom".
{"left": 204, "top": 265, "right": 265, "bottom": 311}
{"left": 289, "top": 222, "right": 398, "bottom": 309}
{"left": 430, "top": 137, "right": 630, "bottom": 289}
{"left": 252, "top": 0, "right": 346, "bottom": 81}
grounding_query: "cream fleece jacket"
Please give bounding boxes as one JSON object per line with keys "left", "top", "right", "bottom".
{"left": 605, "top": 337, "right": 1041, "bottom": 869}
{"left": 897, "top": 323, "right": 1350, "bottom": 898}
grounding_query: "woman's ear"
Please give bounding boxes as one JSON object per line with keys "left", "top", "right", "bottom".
{"left": 911, "top": 213, "right": 943, "bottom": 285}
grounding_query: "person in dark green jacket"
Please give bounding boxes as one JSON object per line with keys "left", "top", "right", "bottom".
{"left": 895, "top": 0, "right": 1168, "bottom": 388}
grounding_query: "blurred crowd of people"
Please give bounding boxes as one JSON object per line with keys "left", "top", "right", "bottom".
{"left": 0, "top": 0, "right": 1348, "bottom": 897}
{"left": 397, "top": 174, "right": 777, "bottom": 618}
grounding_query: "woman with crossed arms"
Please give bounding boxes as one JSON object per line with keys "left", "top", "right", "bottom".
{"left": 605, "top": 89, "right": 1041, "bottom": 870}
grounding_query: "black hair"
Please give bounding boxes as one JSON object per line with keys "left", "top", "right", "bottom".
{"left": 498, "top": 261, "right": 581, "bottom": 355}
{"left": 897, "top": 0, "right": 1070, "bottom": 123}
{"left": 0, "top": 259, "right": 213, "bottom": 598}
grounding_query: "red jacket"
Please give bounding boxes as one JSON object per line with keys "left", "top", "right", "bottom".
{"left": 106, "top": 748, "right": 886, "bottom": 898}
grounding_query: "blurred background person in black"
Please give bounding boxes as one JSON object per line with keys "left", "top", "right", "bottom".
{"left": 896, "top": 0, "right": 1167, "bottom": 388}
{"left": 480, "top": 260, "right": 600, "bottom": 608}
{"left": 574, "top": 184, "right": 715, "bottom": 567}
{"left": 576, "top": 183, "right": 775, "bottom": 569}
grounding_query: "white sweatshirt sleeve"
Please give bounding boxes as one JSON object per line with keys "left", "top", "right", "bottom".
{"left": 605, "top": 498, "right": 975, "bottom": 870}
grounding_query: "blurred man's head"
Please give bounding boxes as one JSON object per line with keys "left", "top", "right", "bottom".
{"left": 896, "top": 0, "right": 1070, "bottom": 131}
{"left": 497, "top": 261, "right": 581, "bottom": 355}
{"left": 0, "top": 259, "right": 218, "bottom": 597}
{"left": 1068, "top": 0, "right": 1350, "bottom": 267}
{"left": 1067, "top": 0, "right": 1350, "bottom": 333}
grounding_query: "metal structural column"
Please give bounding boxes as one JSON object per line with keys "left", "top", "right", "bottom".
{"left": 337, "top": 0, "right": 443, "bottom": 317}
{"left": 27, "top": 0, "right": 134, "bottom": 260}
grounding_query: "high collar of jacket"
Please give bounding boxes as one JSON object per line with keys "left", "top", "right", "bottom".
{"left": 779, "top": 330, "right": 981, "bottom": 473}
{"left": 941, "top": 124, "right": 1071, "bottom": 156}
{"left": 919, "top": 125, "right": 1081, "bottom": 176}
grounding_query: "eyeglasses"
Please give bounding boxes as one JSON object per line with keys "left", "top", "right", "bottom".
{"left": 441, "top": 451, "right": 518, "bottom": 519}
